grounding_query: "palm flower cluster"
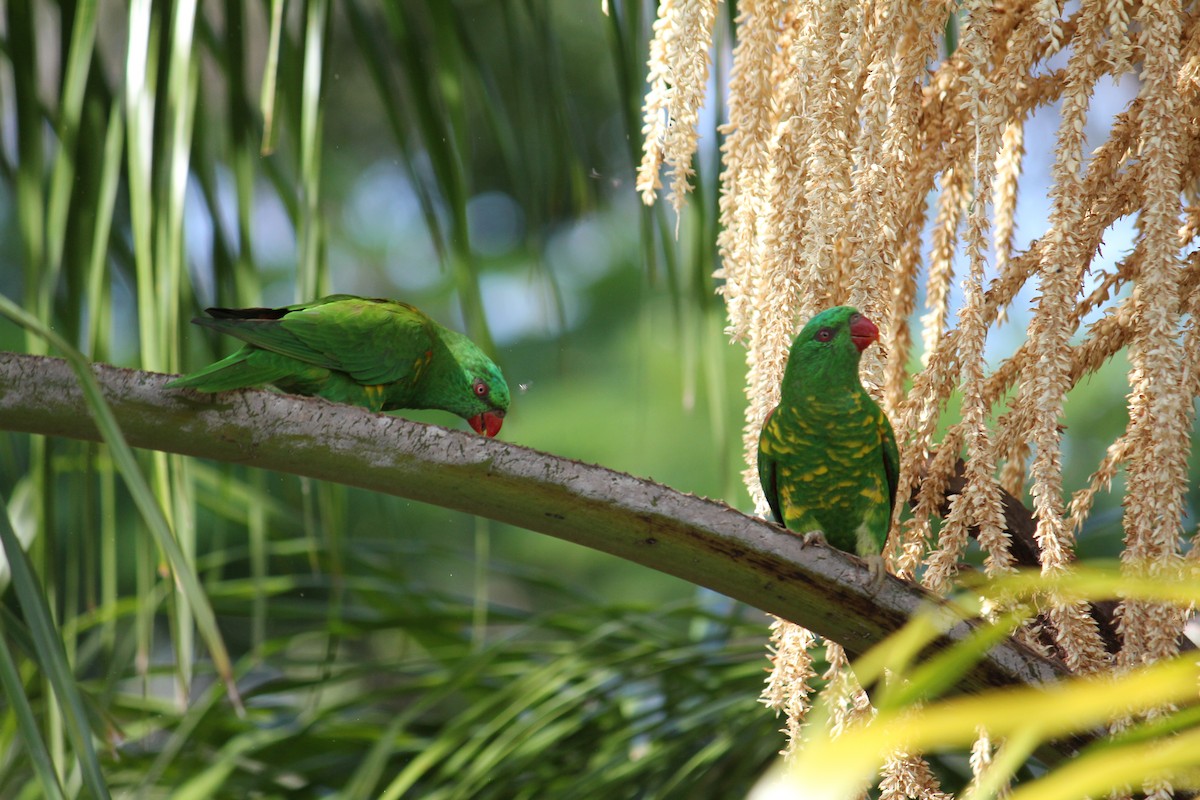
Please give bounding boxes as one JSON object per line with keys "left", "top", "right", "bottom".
{"left": 636, "top": 0, "right": 1200, "bottom": 793}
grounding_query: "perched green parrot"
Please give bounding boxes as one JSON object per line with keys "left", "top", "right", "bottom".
{"left": 757, "top": 306, "right": 899, "bottom": 583}
{"left": 168, "top": 294, "right": 509, "bottom": 437}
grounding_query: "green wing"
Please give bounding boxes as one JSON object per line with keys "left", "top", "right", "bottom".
{"left": 196, "top": 296, "right": 436, "bottom": 387}
{"left": 167, "top": 348, "right": 315, "bottom": 392}
{"left": 757, "top": 407, "right": 785, "bottom": 525}
{"left": 879, "top": 409, "right": 900, "bottom": 520}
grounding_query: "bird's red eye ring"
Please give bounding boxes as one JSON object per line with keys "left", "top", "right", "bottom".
{"left": 815, "top": 328, "right": 834, "bottom": 342}
{"left": 473, "top": 379, "right": 489, "bottom": 398}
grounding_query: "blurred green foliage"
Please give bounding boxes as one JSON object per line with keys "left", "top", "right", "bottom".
{"left": 0, "top": 0, "right": 1187, "bottom": 797}
{"left": 0, "top": 2, "right": 772, "bottom": 796}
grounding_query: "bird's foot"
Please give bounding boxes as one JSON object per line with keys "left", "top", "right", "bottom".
{"left": 864, "top": 555, "right": 888, "bottom": 590}
{"left": 801, "top": 529, "right": 826, "bottom": 547}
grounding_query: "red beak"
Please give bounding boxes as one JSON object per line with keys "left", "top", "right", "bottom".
{"left": 849, "top": 313, "right": 879, "bottom": 353}
{"left": 467, "top": 410, "right": 505, "bottom": 437}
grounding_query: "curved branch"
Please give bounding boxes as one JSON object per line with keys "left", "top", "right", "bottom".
{"left": 0, "top": 352, "right": 1063, "bottom": 697}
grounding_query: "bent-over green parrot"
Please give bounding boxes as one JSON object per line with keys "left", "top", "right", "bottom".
{"left": 757, "top": 306, "right": 899, "bottom": 583}
{"left": 168, "top": 294, "right": 509, "bottom": 437}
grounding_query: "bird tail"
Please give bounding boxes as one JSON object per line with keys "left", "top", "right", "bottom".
{"left": 166, "top": 348, "right": 294, "bottom": 392}
{"left": 201, "top": 294, "right": 355, "bottom": 321}
{"left": 202, "top": 305, "right": 289, "bottom": 321}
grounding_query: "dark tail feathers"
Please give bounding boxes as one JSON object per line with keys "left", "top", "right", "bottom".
{"left": 204, "top": 305, "right": 290, "bottom": 321}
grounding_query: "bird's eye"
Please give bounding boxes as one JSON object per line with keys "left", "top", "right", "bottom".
{"left": 473, "top": 378, "right": 489, "bottom": 398}
{"left": 815, "top": 328, "right": 834, "bottom": 342}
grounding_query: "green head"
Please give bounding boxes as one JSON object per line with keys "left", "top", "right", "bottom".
{"left": 781, "top": 306, "right": 880, "bottom": 392}
{"left": 429, "top": 327, "right": 511, "bottom": 437}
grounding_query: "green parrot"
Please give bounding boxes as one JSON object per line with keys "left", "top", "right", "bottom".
{"left": 168, "top": 294, "right": 510, "bottom": 437}
{"left": 757, "top": 306, "right": 899, "bottom": 583}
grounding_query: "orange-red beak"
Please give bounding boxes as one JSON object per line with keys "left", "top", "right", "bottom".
{"left": 468, "top": 410, "right": 505, "bottom": 437}
{"left": 849, "top": 313, "right": 879, "bottom": 353}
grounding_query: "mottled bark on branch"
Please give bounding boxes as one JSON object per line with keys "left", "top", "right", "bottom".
{"left": 0, "top": 351, "right": 1063, "bottom": 700}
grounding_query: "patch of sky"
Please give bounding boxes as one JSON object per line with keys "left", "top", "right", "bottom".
{"left": 480, "top": 269, "right": 581, "bottom": 346}
{"left": 183, "top": 166, "right": 301, "bottom": 308}
{"left": 340, "top": 160, "right": 443, "bottom": 293}
{"left": 912, "top": 52, "right": 1143, "bottom": 365}
{"left": 255, "top": 190, "right": 298, "bottom": 264}
{"left": 108, "top": 271, "right": 139, "bottom": 363}
{"left": 1185, "top": 233, "right": 1200, "bottom": 262}
{"left": 329, "top": 161, "right": 636, "bottom": 344}
{"left": 342, "top": 160, "right": 423, "bottom": 247}
{"left": 467, "top": 191, "right": 524, "bottom": 258}
{"left": 0, "top": 182, "right": 18, "bottom": 299}
{"left": 545, "top": 214, "right": 616, "bottom": 290}
{"left": 183, "top": 174, "right": 216, "bottom": 304}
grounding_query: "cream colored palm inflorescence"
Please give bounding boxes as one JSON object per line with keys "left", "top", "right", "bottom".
{"left": 636, "top": 0, "right": 1200, "bottom": 794}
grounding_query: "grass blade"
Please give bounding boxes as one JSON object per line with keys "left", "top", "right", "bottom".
{"left": 0, "top": 490, "right": 109, "bottom": 799}
{"left": 260, "top": 0, "right": 286, "bottom": 155}
{"left": 43, "top": 0, "right": 99, "bottom": 296}
{"left": 84, "top": 104, "right": 124, "bottom": 360}
{"left": 0, "top": 295, "right": 244, "bottom": 715}
{"left": 0, "top": 609, "right": 67, "bottom": 800}
{"left": 297, "top": 0, "right": 329, "bottom": 301}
